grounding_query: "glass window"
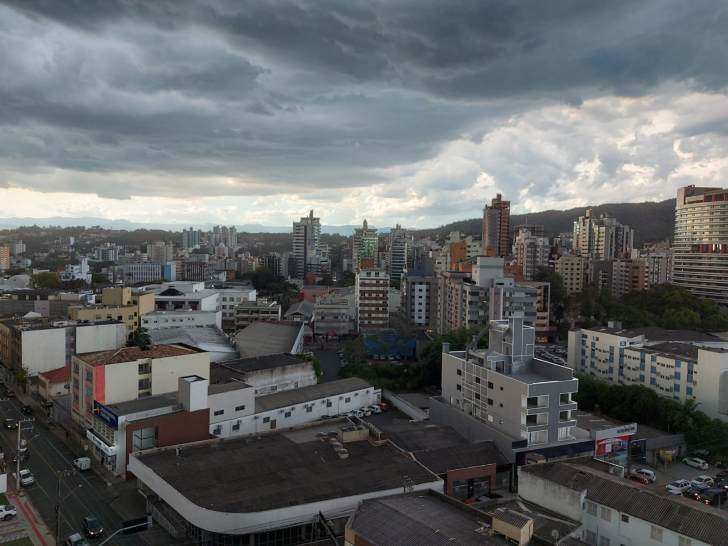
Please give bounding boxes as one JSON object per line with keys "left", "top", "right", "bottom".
{"left": 601, "top": 507, "right": 611, "bottom": 522}
{"left": 132, "top": 426, "right": 158, "bottom": 452}
{"left": 263, "top": 417, "right": 270, "bottom": 423}
{"left": 586, "top": 501, "right": 597, "bottom": 516}
{"left": 214, "top": 409, "right": 224, "bottom": 416}
{"left": 235, "top": 405, "right": 245, "bottom": 412}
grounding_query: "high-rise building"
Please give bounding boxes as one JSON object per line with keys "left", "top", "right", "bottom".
{"left": 387, "top": 224, "right": 407, "bottom": 285}
{"left": 401, "top": 257, "right": 439, "bottom": 331}
{"left": 93, "top": 244, "right": 120, "bottom": 262}
{"left": 181, "top": 228, "right": 201, "bottom": 250}
{"left": 573, "top": 209, "right": 633, "bottom": 260}
{"left": 355, "top": 267, "right": 390, "bottom": 331}
{"left": 0, "top": 246, "right": 11, "bottom": 270}
{"left": 352, "top": 220, "right": 378, "bottom": 273}
{"left": 673, "top": 186, "right": 728, "bottom": 303}
{"left": 292, "top": 210, "right": 322, "bottom": 279}
{"left": 482, "top": 194, "right": 510, "bottom": 257}
{"left": 555, "top": 255, "right": 588, "bottom": 295}
{"left": 512, "top": 223, "right": 544, "bottom": 246}
{"left": 148, "top": 241, "right": 174, "bottom": 263}
{"left": 512, "top": 229, "right": 550, "bottom": 280}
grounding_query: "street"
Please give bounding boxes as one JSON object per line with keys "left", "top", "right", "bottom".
{"left": 0, "top": 397, "right": 151, "bottom": 546}
{"left": 311, "top": 348, "right": 343, "bottom": 383}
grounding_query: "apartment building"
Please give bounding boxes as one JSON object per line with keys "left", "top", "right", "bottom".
{"left": 573, "top": 209, "right": 633, "bottom": 260}
{"left": 312, "top": 293, "right": 351, "bottom": 337}
{"left": 355, "top": 267, "right": 390, "bottom": 330}
{"left": 292, "top": 210, "right": 325, "bottom": 279}
{"left": 437, "top": 272, "right": 488, "bottom": 334}
{"left": 555, "top": 255, "right": 588, "bottom": 295}
{"left": 387, "top": 224, "right": 407, "bottom": 284}
{"left": 512, "top": 229, "right": 550, "bottom": 280}
{"left": 92, "top": 244, "right": 120, "bottom": 262}
{"left": 518, "top": 281, "right": 551, "bottom": 336}
{"left": 592, "top": 258, "right": 648, "bottom": 298}
{"left": 568, "top": 323, "right": 728, "bottom": 421}
{"left": 673, "top": 185, "right": 728, "bottom": 304}
{"left": 441, "top": 318, "right": 586, "bottom": 463}
{"left": 520, "top": 461, "right": 727, "bottom": 546}
{"left": 147, "top": 241, "right": 174, "bottom": 263}
{"left": 180, "top": 227, "right": 201, "bottom": 250}
{"left": 352, "top": 219, "right": 378, "bottom": 272}
{"left": 401, "top": 257, "right": 439, "bottom": 331}
{"left": 71, "top": 344, "right": 210, "bottom": 428}
{"left": 434, "top": 231, "right": 482, "bottom": 274}
{"left": 0, "top": 246, "right": 10, "bottom": 270}
{"left": 482, "top": 193, "right": 511, "bottom": 257}
{"left": 234, "top": 300, "right": 282, "bottom": 328}
{"left": 68, "top": 287, "right": 155, "bottom": 337}
{"left": 642, "top": 246, "right": 673, "bottom": 286}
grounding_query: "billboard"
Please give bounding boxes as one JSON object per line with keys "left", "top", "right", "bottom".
{"left": 93, "top": 400, "right": 119, "bottom": 430}
{"left": 594, "top": 424, "right": 636, "bottom": 466}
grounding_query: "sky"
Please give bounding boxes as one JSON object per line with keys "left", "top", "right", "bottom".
{"left": 1, "top": 0, "right": 727, "bottom": 229}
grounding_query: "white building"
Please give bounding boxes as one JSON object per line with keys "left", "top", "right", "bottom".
{"left": 122, "top": 262, "right": 176, "bottom": 283}
{"left": 568, "top": 323, "right": 728, "bottom": 421}
{"left": 143, "top": 282, "right": 221, "bottom": 312}
{"left": 512, "top": 229, "right": 550, "bottom": 281}
{"left": 141, "top": 309, "right": 222, "bottom": 330}
{"left": 59, "top": 257, "right": 92, "bottom": 284}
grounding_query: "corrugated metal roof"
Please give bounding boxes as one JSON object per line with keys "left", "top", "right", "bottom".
{"left": 412, "top": 441, "right": 508, "bottom": 475}
{"left": 255, "top": 377, "right": 372, "bottom": 412}
{"left": 493, "top": 508, "right": 532, "bottom": 529}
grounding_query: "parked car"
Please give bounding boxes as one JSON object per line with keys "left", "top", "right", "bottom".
{"left": 626, "top": 473, "right": 650, "bottom": 485}
{"left": 65, "top": 533, "right": 89, "bottom": 546}
{"left": 73, "top": 457, "right": 91, "bottom": 471}
{"left": 683, "top": 457, "right": 709, "bottom": 470}
{"left": 5, "top": 390, "right": 15, "bottom": 398}
{"left": 691, "top": 475, "right": 715, "bottom": 487}
{"left": 715, "top": 470, "right": 728, "bottom": 480}
{"left": 665, "top": 488, "right": 683, "bottom": 496}
{"left": 364, "top": 405, "right": 381, "bottom": 414}
{"left": 3, "top": 418, "right": 17, "bottom": 430}
{"left": 713, "top": 478, "right": 728, "bottom": 490}
{"left": 634, "top": 468, "right": 657, "bottom": 482}
{"left": 19, "top": 469, "right": 34, "bottom": 486}
{"left": 683, "top": 484, "right": 711, "bottom": 500}
{"left": 0, "top": 505, "right": 17, "bottom": 521}
{"left": 20, "top": 405, "right": 33, "bottom": 415}
{"left": 665, "top": 479, "right": 691, "bottom": 494}
{"left": 12, "top": 448, "right": 29, "bottom": 464}
{"left": 696, "top": 488, "right": 728, "bottom": 506}
{"left": 693, "top": 449, "right": 710, "bottom": 457}
{"left": 475, "top": 493, "right": 502, "bottom": 501}
{"left": 372, "top": 355, "right": 381, "bottom": 360}
{"left": 82, "top": 516, "right": 103, "bottom": 538}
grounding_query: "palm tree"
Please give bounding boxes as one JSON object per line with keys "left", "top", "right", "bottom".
{"left": 673, "top": 399, "right": 702, "bottom": 432}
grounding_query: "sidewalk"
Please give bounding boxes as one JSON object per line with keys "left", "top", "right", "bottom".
{"left": 4, "top": 490, "right": 55, "bottom": 546}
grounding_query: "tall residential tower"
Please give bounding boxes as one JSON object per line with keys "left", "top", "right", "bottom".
{"left": 482, "top": 194, "right": 511, "bottom": 257}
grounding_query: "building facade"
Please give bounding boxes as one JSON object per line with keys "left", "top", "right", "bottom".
{"left": 555, "top": 255, "right": 588, "bottom": 295}
{"left": 355, "top": 267, "right": 390, "bottom": 330}
{"left": 482, "top": 194, "right": 511, "bottom": 257}
{"left": 312, "top": 293, "right": 351, "bottom": 337}
{"left": 352, "top": 220, "right": 378, "bottom": 273}
{"left": 512, "top": 229, "right": 550, "bottom": 280}
{"left": 401, "top": 257, "right": 439, "bottom": 331}
{"left": 292, "top": 210, "right": 323, "bottom": 279}
{"left": 573, "top": 209, "right": 633, "bottom": 260}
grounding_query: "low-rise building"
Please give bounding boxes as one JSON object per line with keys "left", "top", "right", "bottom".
{"left": 141, "top": 309, "right": 222, "bottom": 330}
{"left": 68, "top": 287, "right": 155, "bottom": 338}
{"left": 283, "top": 300, "right": 314, "bottom": 324}
{"left": 312, "top": 293, "right": 351, "bottom": 338}
{"left": 148, "top": 327, "right": 237, "bottom": 363}
{"left": 210, "top": 353, "right": 317, "bottom": 396}
{"left": 234, "top": 322, "right": 304, "bottom": 358}
{"left": 234, "top": 300, "right": 281, "bottom": 328}
{"left": 38, "top": 365, "right": 71, "bottom": 400}
{"left": 121, "top": 262, "right": 176, "bottom": 284}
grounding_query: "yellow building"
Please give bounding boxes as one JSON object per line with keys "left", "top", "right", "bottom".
{"left": 69, "top": 287, "right": 154, "bottom": 337}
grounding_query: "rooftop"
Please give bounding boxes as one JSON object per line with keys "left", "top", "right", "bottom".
{"left": 379, "top": 421, "right": 471, "bottom": 452}
{"left": 133, "top": 427, "right": 438, "bottom": 514}
{"left": 523, "top": 462, "right": 728, "bottom": 546}
{"left": 234, "top": 322, "right": 302, "bottom": 358}
{"left": 208, "top": 382, "right": 250, "bottom": 395}
{"left": 255, "top": 377, "right": 372, "bottom": 413}
{"left": 283, "top": 300, "right": 314, "bottom": 318}
{"left": 412, "top": 441, "right": 509, "bottom": 475}
{"left": 347, "top": 493, "right": 510, "bottom": 546}
{"left": 149, "top": 327, "right": 235, "bottom": 353}
{"left": 104, "top": 394, "right": 179, "bottom": 417}
{"left": 39, "top": 365, "right": 71, "bottom": 384}
{"left": 482, "top": 500, "right": 582, "bottom": 545}
{"left": 145, "top": 310, "right": 219, "bottom": 316}
{"left": 76, "top": 344, "right": 202, "bottom": 366}
{"left": 210, "top": 354, "right": 307, "bottom": 382}
{"left": 581, "top": 325, "right": 723, "bottom": 344}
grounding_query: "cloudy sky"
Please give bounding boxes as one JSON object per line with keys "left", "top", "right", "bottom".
{"left": 1, "top": 1, "right": 727, "bottom": 229}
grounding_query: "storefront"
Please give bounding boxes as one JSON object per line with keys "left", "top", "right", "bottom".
{"left": 86, "top": 429, "right": 118, "bottom": 473}
{"left": 593, "top": 423, "right": 637, "bottom": 467}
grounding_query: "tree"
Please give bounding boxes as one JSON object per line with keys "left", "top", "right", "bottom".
{"left": 316, "top": 274, "right": 333, "bottom": 286}
{"left": 126, "top": 326, "right": 152, "bottom": 350}
{"left": 533, "top": 266, "right": 569, "bottom": 320}
{"left": 30, "top": 272, "right": 62, "bottom": 290}
{"left": 297, "top": 354, "right": 323, "bottom": 381}
{"left": 343, "top": 336, "right": 368, "bottom": 365}
{"left": 251, "top": 267, "right": 276, "bottom": 291}
{"left": 91, "top": 273, "right": 110, "bottom": 284}
{"left": 660, "top": 308, "right": 701, "bottom": 331}
{"left": 673, "top": 399, "right": 702, "bottom": 432}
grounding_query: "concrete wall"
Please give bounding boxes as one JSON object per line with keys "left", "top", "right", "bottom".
{"left": 208, "top": 387, "right": 256, "bottom": 424}
{"left": 382, "top": 389, "right": 429, "bottom": 421}
{"left": 151, "top": 353, "right": 210, "bottom": 396}
{"left": 517, "top": 469, "right": 584, "bottom": 522}
{"left": 22, "top": 328, "right": 67, "bottom": 375}
{"left": 440, "top": 351, "right": 464, "bottom": 407}
{"left": 76, "top": 323, "right": 127, "bottom": 354}
{"left": 104, "top": 361, "right": 140, "bottom": 405}
{"left": 244, "top": 362, "right": 316, "bottom": 395}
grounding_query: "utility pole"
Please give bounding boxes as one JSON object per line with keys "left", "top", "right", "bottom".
{"left": 55, "top": 471, "right": 80, "bottom": 546}
{"left": 16, "top": 419, "right": 35, "bottom": 490}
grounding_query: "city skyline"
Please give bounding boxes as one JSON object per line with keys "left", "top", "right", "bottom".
{"left": 1, "top": 1, "right": 727, "bottom": 228}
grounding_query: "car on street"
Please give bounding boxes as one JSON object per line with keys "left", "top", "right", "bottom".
{"left": 0, "top": 505, "right": 17, "bottom": 521}
{"left": 696, "top": 488, "right": 728, "bottom": 506}
{"left": 363, "top": 405, "right": 381, "bottom": 414}
{"left": 19, "top": 469, "right": 34, "bottom": 486}
{"left": 693, "top": 449, "right": 710, "bottom": 457}
{"left": 634, "top": 468, "right": 657, "bottom": 482}
{"left": 66, "top": 532, "right": 89, "bottom": 546}
{"left": 626, "top": 473, "right": 649, "bottom": 485}
{"left": 12, "top": 448, "right": 29, "bottom": 464}
{"left": 715, "top": 470, "right": 728, "bottom": 480}
{"left": 713, "top": 478, "right": 728, "bottom": 490}
{"left": 82, "top": 516, "right": 104, "bottom": 538}
{"left": 5, "top": 390, "right": 15, "bottom": 398}
{"left": 665, "top": 488, "right": 683, "bottom": 496}
{"left": 20, "top": 405, "right": 32, "bottom": 415}
{"left": 683, "top": 484, "right": 711, "bottom": 500}
{"left": 683, "top": 457, "right": 709, "bottom": 470}
{"left": 3, "top": 418, "right": 17, "bottom": 430}
{"left": 665, "top": 479, "right": 691, "bottom": 494}
{"left": 691, "top": 475, "right": 715, "bottom": 487}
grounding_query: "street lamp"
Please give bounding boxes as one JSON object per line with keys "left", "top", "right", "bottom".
{"left": 16, "top": 424, "right": 37, "bottom": 490}
{"left": 56, "top": 478, "right": 82, "bottom": 546}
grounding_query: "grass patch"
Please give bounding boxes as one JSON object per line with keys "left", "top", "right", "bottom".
{"left": 6, "top": 538, "right": 34, "bottom": 546}
{"left": 0, "top": 493, "right": 8, "bottom": 505}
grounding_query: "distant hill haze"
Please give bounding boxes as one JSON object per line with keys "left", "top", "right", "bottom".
{"left": 413, "top": 198, "right": 677, "bottom": 248}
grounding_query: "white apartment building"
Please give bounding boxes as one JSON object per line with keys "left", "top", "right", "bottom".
{"left": 387, "top": 224, "right": 407, "bottom": 284}
{"left": 512, "top": 229, "right": 550, "bottom": 281}
{"left": 573, "top": 209, "right": 633, "bottom": 260}
{"left": 122, "top": 262, "right": 176, "bottom": 283}
{"left": 147, "top": 241, "right": 174, "bottom": 263}
{"left": 568, "top": 323, "right": 728, "bottom": 421}
{"left": 355, "top": 267, "right": 390, "bottom": 330}
{"left": 141, "top": 309, "right": 222, "bottom": 330}
{"left": 143, "top": 282, "right": 221, "bottom": 312}
{"left": 520, "top": 461, "right": 726, "bottom": 546}
{"left": 312, "top": 293, "right": 352, "bottom": 337}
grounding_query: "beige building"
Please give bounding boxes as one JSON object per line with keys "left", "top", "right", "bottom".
{"left": 355, "top": 267, "right": 390, "bottom": 330}
{"left": 71, "top": 344, "right": 210, "bottom": 427}
{"left": 556, "top": 255, "right": 588, "bottom": 295}
{"left": 68, "top": 287, "right": 155, "bottom": 338}
{"left": 234, "top": 300, "right": 282, "bottom": 329}
{"left": 312, "top": 293, "right": 351, "bottom": 337}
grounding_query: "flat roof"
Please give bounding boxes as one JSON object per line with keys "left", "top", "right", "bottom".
{"left": 105, "top": 394, "right": 179, "bottom": 416}
{"left": 378, "top": 421, "right": 471, "bottom": 453}
{"left": 76, "top": 344, "right": 201, "bottom": 366}
{"left": 133, "top": 429, "right": 439, "bottom": 514}
{"left": 234, "top": 322, "right": 302, "bottom": 358}
{"left": 412, "top": 441, "right": 509, "bottom": 474}
{"left": 255, "top": 378, "right": 372, "bottom": 413}
{"left": 145, "top": 310, "right": 219, "bottom": 316}
{"left": 208, "top": 382, "right": 250, "bottom": 395}
{"left": 581, "top": 325, "right": 722, "bottom": 344}
{"left": 210, "top": 354, "right": 307, "bottom": 380}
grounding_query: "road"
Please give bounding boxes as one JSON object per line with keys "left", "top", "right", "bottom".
{"left": 311, "top": 348, "right": 343, "bottom": 383}
{"left": 0, "top": 397, "right": 149, "bottom": 546}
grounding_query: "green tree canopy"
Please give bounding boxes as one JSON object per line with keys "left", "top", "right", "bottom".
{"left": 30, "top": 272, "right": 62, "bottom": 290}
{"left": 126, "top": 326, "right": 152, "bottom": 350}
{"left": 251, "top": 267, "right": 276, "bottom": 291}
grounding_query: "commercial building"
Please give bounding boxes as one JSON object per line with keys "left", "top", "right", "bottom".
{"left": 141, "top": 309, "right": 222, "bottom": 331}
{"left": 355, "top": 267, "right": 390, "bottom": 330}
{"left": 234, "top": 300, "right": 282, "bottom": 328}
{"left": 573, "top": 209, "right": 633, "bottom": 260}
{"left": 282, "top": 300, "right": 314, "bottom": 324}
{"left": 519, "top": 461, "right": 728, "bottom": 546}
{"left": 128, "top": 422, "right": 442, "bottom": 543}
{"left": 482, "top": 194, "right": 511, "bottom": 257}
{"left": 71, "top": 344, "right": 210, "bottom": 428}
{"left": 68, "top": 287, "right": 155, "bottom": 337}
{"left": 211, "top": 353, "right": 317, "bottom": 396}
{"left": 401, "top": 257, "right": 439, "bottom": 331}
{"left": 512, "top": 229, "right": 550, "bottom": 280}
{"left": 352, "top": 220, "right": 378, "bottom": 272}
{"left": 312, "top": 293, "right": 352, "bottom": 338}
{"left": 145, "top": 282, "right": 220, "bottom": 313}
{"left": 233, "top": 322, "right": 304, "bottom": 358}
{"left": 122, "top": 262, "right": 176, "bottom": 284}
{"left": 673, "top": 185, "right": 728, "bottom": 303}
{"left": 440, "top": 317, "right": 591, "bottom": 464}
{"left": 568, "top": 323, "right": 728, "bottom": 421}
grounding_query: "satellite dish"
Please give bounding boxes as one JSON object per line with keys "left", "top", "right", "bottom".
{"left": 551, "top": 530, "right": 560, "bottom": 540}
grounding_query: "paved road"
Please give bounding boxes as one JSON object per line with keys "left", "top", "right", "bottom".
{"left": 312, "top": 349, "right": 343, "bottom": 383}
{"left": 0, "top": 397, "right": 148, "bottom": 546}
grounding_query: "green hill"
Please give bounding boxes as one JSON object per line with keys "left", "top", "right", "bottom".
{"left": 415, "top": 198, "right": 676, "bottom": 247}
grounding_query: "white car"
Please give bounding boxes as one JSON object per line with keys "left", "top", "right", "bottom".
{"left": 19, "top": 469, "right": 34, "bottom": 486}
{"left": 683, "top": 457, "right": 709, "bottom": 470}
{"left": 634, "top": 468, "right": 656, "bottom": 482}
{"left": 364, "top": 405, "right": 382, "bottom": 414}
{"left": 0, "top": 505, "right": 17, "bottom": 521}
{"left": 665, "top": 479, "right": 691, "bottom": 493}
{"left": 66, "top": 533, "right": 89, "bottom": 546}
{"left": 691, "top": 475, "right": 715, "bottom": 487}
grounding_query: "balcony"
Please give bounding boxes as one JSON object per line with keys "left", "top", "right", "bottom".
{"left": 525, "top": 395, "right": 549, "bottom": 409}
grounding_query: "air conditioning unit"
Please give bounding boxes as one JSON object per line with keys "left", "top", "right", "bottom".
{"left": 279, "top": 409, "right": 285, "bottom": 414}
{"left": 254, "top": 415, "right": 259, "bottom": 420}
{"left": 213, "top": 427, "right": 221, "bottom": 435}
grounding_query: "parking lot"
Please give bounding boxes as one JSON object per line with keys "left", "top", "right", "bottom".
{"left": 536, "top": 343, "right": 568, "bottom": 365}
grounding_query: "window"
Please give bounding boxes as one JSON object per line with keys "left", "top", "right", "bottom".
{"left": 679, "top": 537, "right": 692, "bottom": 546}
{"left": 86, "top": 386, "right": 92, "bottom": 397}
{"left": 73, "top": 393, "right": 79, "bottom": 403}
{"left": 601, "top": 507, "right": 611, "bottom": 522}
{"left": 456, "top": 384, "right": 462, "bottom": 391}
{"left": 138, "top": 378, "right": 150, "bottom": 390}
{"left": 487, "top": 381, "right": 494, "bottom": 389}
{"left": 263, "top": 417, "right": 270, "bottom": 423}
{"left": 235, "top": 405, "right": 245, "bottom": 412}
{"left": 586, "top": 501, "right": 597, "bottom": 516}
{"left": 456, "top": 369, "right": 462, "bottom": 376}
{"left": 73, "top": 378, "right": 79, "bottom": 388}
{"left": 585, "top": 530, "right": 596, "bottom": 544}
{"left": 621, "top": 514, "right": 629, "bottom": 523}
{"left": 132, "top": 426, "right": 158, "bottom": 452}
{"left": 214, "top": 410, "right": 224, "bottom": 416}
{"left": 306, "top": 406, "right": 313, "bottom": 413}
{"left": 475, "top": 377, "right": 481, "bottom": 384}
{"left": 598, "top": 538, "right": 610, "bottom": 546}
{"left": 284, "top": 411, "right": 291, "bottom": 418}
{"left": 500, "top": 386, "right": 504, "bottom": 391}
{"left": 487, "top": 398, "right": 493, "bottom": 405}
{"left": 232, "top": 423, "right": 240, "bottom": 431}
{"left": 326, "top": 401, "right": 332, "bottom": 408}
{"left": 73, "top": 363, "right": 79, "bottom": 373}
{"left": 651, "top": 526, "right": 663, "bottom": 542}
{"left": 345, "top": 397, "right": 351, "bottom": 403}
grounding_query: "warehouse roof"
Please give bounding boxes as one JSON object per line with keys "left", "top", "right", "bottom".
{"left": 76, "top": 344, "right": 202, "bottom": 366}
{"left": 412, "top": 441, "right": 508, "bottom": 475}
{"left": 234, "top": 322, "right": 303, "bottom": 358}
{"left": 254, "top": 378, "right": 372, "bottom": 413}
